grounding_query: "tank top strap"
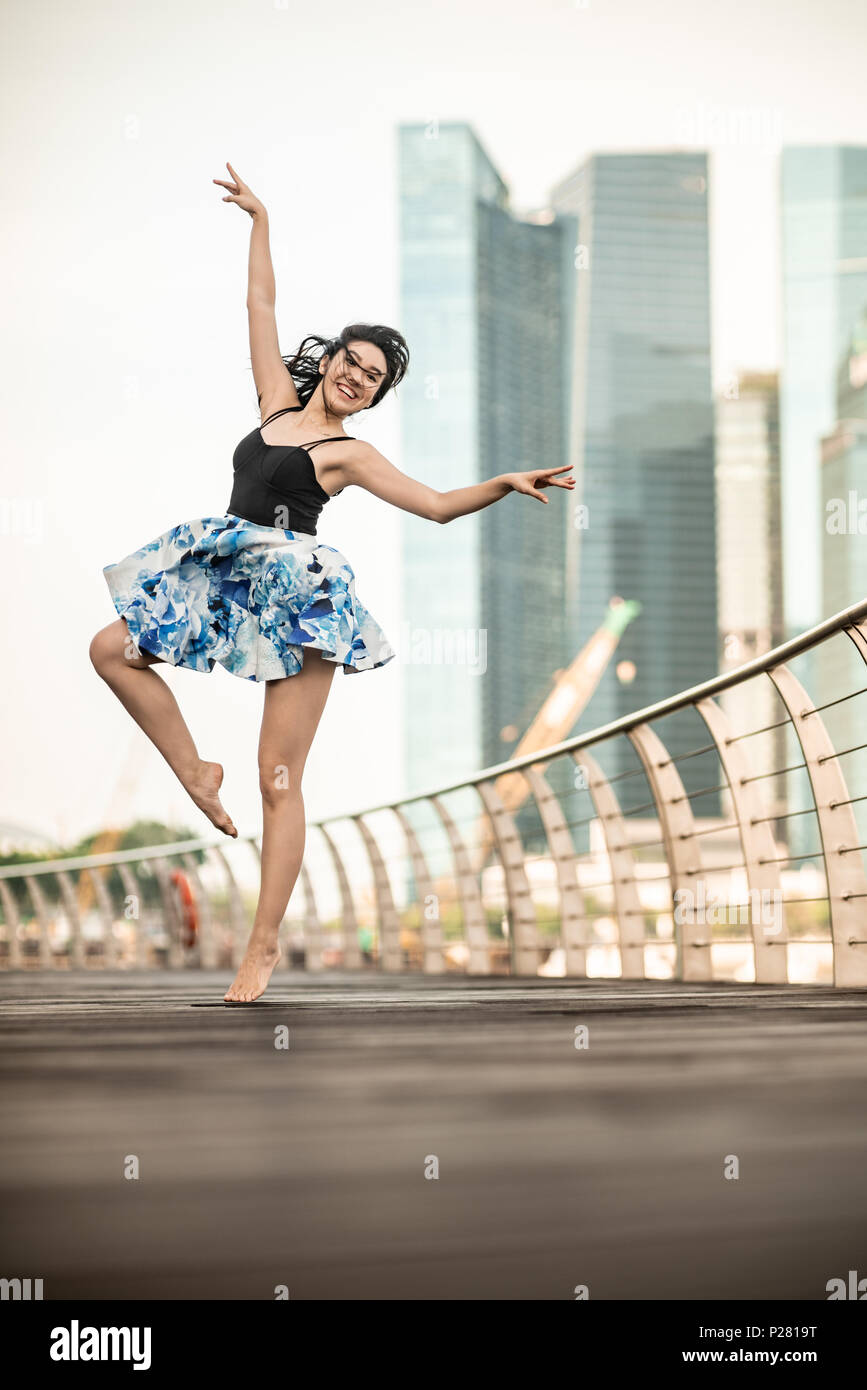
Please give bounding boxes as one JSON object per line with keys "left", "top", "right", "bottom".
{"left": 305, "top": 435, "right": 354, "bottom": 450}
{"left": 260, "top": 405, "right": 302, "bottom": 427}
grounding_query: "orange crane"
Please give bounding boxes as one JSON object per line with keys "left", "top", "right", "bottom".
{"left": 474, "top": 597, "right": 641, "bottom": 869}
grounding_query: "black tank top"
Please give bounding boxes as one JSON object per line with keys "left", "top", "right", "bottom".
{"left": 228, "top": 405, "right": 351, "bottom": 535}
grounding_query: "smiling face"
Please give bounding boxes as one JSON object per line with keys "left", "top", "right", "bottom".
{"left": 319, "top": 340, "right": 389, "bottom": 417}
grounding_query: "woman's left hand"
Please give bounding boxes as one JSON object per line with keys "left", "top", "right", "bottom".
{"left": 506, "top": 466, "right": 575, "bottom": 503}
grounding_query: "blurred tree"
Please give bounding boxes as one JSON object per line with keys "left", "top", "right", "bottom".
{"left": 0, "top": 821, "right": 206, "bottom": 916}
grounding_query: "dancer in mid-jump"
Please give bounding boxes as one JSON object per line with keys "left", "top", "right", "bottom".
{"left": 89, "top": 162, "right": 574, "bottom": 1004}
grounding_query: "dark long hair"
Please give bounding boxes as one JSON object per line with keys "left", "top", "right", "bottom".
{"left": 260, "top": 323, "right": 409, "bottom": 411}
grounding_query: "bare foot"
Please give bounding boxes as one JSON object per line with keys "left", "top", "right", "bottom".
{"left": 188, "top": 760, "right": 237, "bottom": 837}
{"left": 224, "top": 937, "right": 282, "bottom": 1003}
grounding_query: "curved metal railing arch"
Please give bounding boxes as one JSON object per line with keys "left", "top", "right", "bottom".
{"left": 2, "top": 596, "right": 866, "bottom": 987}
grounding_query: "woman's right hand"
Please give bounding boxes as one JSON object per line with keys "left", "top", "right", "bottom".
{"left": 212, "top": 161, "right": 266, "bottom": 218}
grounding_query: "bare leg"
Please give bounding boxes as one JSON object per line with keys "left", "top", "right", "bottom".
{"left": 89, "top": 618, "right": 237, "bottom": 837}
{"left": 224, "top": 648, "right": 337, "bottom": 1002}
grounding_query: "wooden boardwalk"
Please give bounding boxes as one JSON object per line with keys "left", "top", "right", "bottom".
{"left": 1, "top": 971, "right": 866, "bottom": 1299}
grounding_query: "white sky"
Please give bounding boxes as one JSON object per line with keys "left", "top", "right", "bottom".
{"left": 2, "top": 0, "right": 866, "bottom": 847}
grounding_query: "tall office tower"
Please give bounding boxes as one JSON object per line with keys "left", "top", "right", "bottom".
{"left": 477, "top": 203, "right": 578, "bottom": 772}
{"left": 821, "top": 309, "right": 867, "bottom": 611}
{"left": 398, "top": 123, "right": 576, "bottom": 812}
{"left": 715, "top": 372, "right": 786, "bottom": 827}
{"left": 780, "top": 146, "right": 867, "bottom": 637}
{"left": 817, "top": 310, "right": 867, "bottom": 763}
{"left": 550, "top": 153, "right": 719, "bottom": 813}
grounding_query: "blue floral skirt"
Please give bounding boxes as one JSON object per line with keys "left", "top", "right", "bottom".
{"left": 102, "top": 514, "right": 395, "bottom": 682}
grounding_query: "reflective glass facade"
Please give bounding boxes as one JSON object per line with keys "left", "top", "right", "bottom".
{"left": 715, "top": 372, "right": 786, "bottom": 826}
{"left": 821, "top": 316, "right": 867, "bottom": 615}
{"left": 780, "top": 146, "right": 867, "bottom": 633}
{"left": 550, "top": 153, "right": 719, "bottom": 804}
{"left": 477, "top": 201, "right": 576, "bottom": 769}
{"left": 398, "top": 124, "right": 575, "bottom": 802}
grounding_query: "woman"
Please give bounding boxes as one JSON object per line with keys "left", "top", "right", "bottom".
{"left": 89, "top": 162, "right": 575, "bottom": 1004}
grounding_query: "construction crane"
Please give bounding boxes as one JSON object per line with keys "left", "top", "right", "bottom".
{"left": 474, "top": 597, "right": 641, "bottom": 870}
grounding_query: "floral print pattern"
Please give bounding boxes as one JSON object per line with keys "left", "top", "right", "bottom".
{"left": 103, "top": 515, "right": 395, "bottom": 682}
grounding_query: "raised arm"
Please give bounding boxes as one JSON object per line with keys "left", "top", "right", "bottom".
{"left": 335, "top": 442, "right": 574, "bottom": 523}
{"left": 213, "top": 161, "right": 299, "bottom": 416}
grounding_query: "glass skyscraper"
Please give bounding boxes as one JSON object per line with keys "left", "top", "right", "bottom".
{"left": 715, "top": 371, "right": 786, "bottom": 829}
{"left": 398, "top": 123, "right": 576, "bottom": 801}
{"left": 821, "top": 310, "right": 867, "bottom": 613}
{"left": 818, "top": 311, "right": 867, "bottom": 700}
{"left": 813, "top": 313, "right": 867, "bottom": 867}
{"left": 550, "top": 153, "right": 719, "bottom": 807}
{"left": 476, "top": 201, "right": 577, "bottom": 769}
{"left": 780, "top": 146, "right": 867, "bottom": 635}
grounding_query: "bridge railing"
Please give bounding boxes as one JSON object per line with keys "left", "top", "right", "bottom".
{"left": 306, "top": 595, "right": 867, "bottom": 987}
{"left": 2, "top": 597, "right": 866, "bottom": 985}
{"left": 0, "top": 835, "right": 259, "bottom": 972}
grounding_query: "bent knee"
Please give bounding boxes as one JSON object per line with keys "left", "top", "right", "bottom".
{"left": 258, "top": 759, "right": 303, "bottom": 806}
{"left": 89, "top": 626, "right": 117, "bottom": 675}
{"left": 90, "top": 620, "right": 157, "bottom": 674}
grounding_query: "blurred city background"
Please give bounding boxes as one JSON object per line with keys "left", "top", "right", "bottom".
{"left": 1, "top": 0, "right": 866, "bottom": 986}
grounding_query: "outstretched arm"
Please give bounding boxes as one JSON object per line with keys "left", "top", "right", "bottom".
{"left": 213, "top": 161, "right": 299, "bottom": 415}
{"left": 336, "top": 442, "right": 574, "bottom": 523}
